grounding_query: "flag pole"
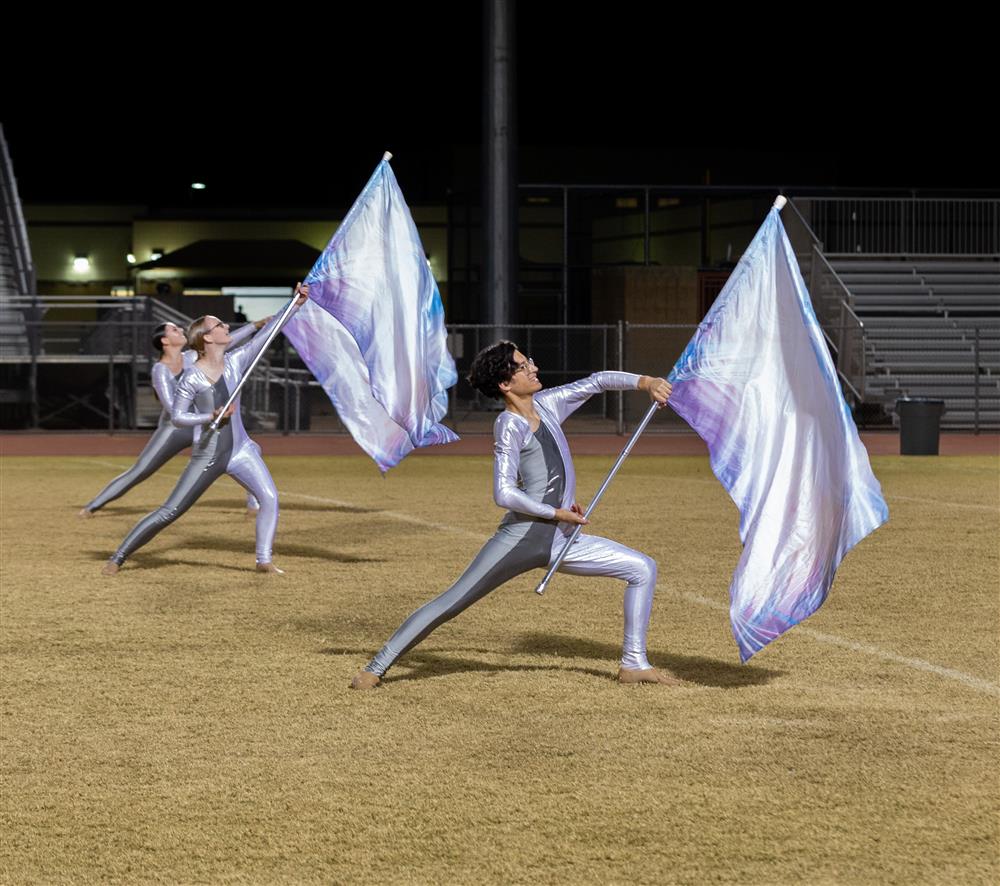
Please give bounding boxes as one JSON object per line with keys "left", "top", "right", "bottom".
{"left": 208, "top": 292, "right": 301, "bottom": 432}
{"left": 536, "top": 192, "right": 789, "bottom": 597}
{"left": 534, "top": 400, "right": 662, "bottom": 596}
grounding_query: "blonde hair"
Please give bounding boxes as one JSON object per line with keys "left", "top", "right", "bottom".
{"left": 186, "top": 316, "right": 214, "bottom": 356}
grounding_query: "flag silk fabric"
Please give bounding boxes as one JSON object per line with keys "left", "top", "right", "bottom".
{"left": 668, "top": 207, "right": 888, "bottom": 662}
{"left": 284, "top": 158, "right": 458, "bottom": 472}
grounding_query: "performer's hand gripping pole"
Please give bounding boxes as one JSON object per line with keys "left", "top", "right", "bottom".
{"left": 534, "top": 400, "right": 663, "bottom": 595}
{"left": 208, "top": 292, "right": 302, "bottom": 432}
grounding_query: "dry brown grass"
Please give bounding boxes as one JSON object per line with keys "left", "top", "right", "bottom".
{"left": 1, "top": 452, "right": 997, "bottom": 885}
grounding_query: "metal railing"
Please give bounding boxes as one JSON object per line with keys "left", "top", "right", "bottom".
{"left": 242, "top": 363, "right": 312, "bottom": 433}
{"left": 783, "top": 201, "right": 868, "bottom": 402}
{"left": 862, "top": 322, "right": 1000, "bottom": 432}
{"left": 5, "top": 314, "right": 998, "bottom": 433}
{"left": 0, "top": 123, "right": 36, "bottom": 297}
{"left": 802, "top": 198, "right": 1000, "bottom": 256}
{"left": 280, "top": 320, "right": 999, "bottom": 434}
{"left": 2, "top": 316, "right": 279, "bottom": 431}
{"left": 808, "top": 249, "right": 867, "bottom": 402}
{"left": 0, "top": 294, "right": 187, "bottom": 323}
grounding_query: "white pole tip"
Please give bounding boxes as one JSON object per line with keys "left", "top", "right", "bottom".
{"left": 382, "top": 151, "right": 393, "bottom": 162}
{"left": 773, "top": 195, "right": 787, "bottom": 211}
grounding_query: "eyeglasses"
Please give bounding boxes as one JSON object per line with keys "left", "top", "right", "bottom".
{"left": 512, "top": 356, "right": 536, "bottom": 375}
{"left": 206, "top": 319, "right": 229, "bottom": 334}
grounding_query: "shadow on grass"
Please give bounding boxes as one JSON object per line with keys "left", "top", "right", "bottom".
{"left": 394, "top": 652, "right": 612, "bottom": 683}
{"left": 318, "top": 636, "right": 776, "bottom": 687}
{"left": 83, "top": 500, "right": 375, "bottom": 517}
{"left": 85, "top": 539, "right": 382, "bottom": 569}
{"left": 230, "top": 540, "right": 382, "bottom": 562}
{"left": 319, "top": 635, "right": 781, "bottom": 689}
{"left": 320, "top": 648, "right": 611, "bottom": 683}
{"left": 510, "top": 632, "right": 782, "bottom": 688}
{"left": 84, "top": 551, "right": 250, "bottom": 574}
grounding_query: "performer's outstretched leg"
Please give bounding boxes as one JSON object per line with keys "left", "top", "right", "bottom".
{"left": 103, "top": 433, "right": 232, "bottom": 573}
{"left": 82, "top": 426, "right": 191, "bottom": 514}
{"left": 227, "top": 443, "right": 279, "bottom": 570}
{"left": 361, "top": 523, "right": 553, "bottom": 682}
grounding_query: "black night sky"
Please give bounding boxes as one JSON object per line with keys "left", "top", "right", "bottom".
{"left": 5, "top": 8, "right": 994, "bottom": 208}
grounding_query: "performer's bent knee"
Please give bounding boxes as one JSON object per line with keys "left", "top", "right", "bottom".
{"left": 628, "top": 552, "right": 657, "bottom": 587}
{"left": 256, "top": 486, "right": 278, "bottom": 508}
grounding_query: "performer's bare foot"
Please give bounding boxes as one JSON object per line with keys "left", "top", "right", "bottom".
{"left": 617, "top": 666, "right": 684, "bottom": 686}
{"left": 101, "top": 560, "right": 119, "bottom": 576}
{"left": 350, "top": 670, "right": 380, "bottom": 690}
{"left": 255, "top": 562, "right": 285, "bottom": 575}
{"left": 78, "top": 507, "right": 94, "bottom": 519}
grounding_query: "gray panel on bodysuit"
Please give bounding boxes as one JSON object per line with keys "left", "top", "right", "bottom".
{"left": 495, "top": 420, "right": 564, "bottom": 568}
{"left": 367, "top": 419, "right": 568, "bottom": 675}
{"left": 193, "top": 375, "right": 234, "bottom": 464}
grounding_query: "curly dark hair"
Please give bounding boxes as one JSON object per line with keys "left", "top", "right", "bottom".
{"left": 467, "top": 340, "right": 519, "bottom": 400}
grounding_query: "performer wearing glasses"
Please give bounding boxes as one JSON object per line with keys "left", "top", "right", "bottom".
{"left": 101, "top": 285, "right": 309, "bottom": 576}
{"left": 80, "top": 318, "right": 266, "bottom": 518}
{"left": 351, "top": 340, "right": 681, "bottom": 689}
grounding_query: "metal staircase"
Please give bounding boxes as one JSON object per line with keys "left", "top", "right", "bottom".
{"left": 786, "top": 199, "right": 1000, "bottom": 430}
{"left": 1, "top": 123, "right": 37, "bottom": 420}
{"left": 835, "top": 260, "right": 1000, "bottom": 429}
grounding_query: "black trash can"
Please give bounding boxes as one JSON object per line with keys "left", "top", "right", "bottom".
{"left": 896, "top": 398, "right": 945, "bottom": 455}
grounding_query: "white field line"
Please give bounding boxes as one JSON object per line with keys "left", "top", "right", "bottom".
{"left": 675, "top": 592, "right": 1000, "bottom": 698}
{"left": 73, "top": 458, "right": 1000, "bottom": 697}
{"left": 891, "top": 494, "right": 998, "bottom": 512}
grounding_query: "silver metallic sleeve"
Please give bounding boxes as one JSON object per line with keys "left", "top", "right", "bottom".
{"left": 226, "top": 322, "right": 257, "bottom": 351}
{"left": 150, "top": 362, "right": 176, "bottom": 412}
{"left": 535, "top": 371, "right": 641, "bottom": 424}
{"left": 229, "top": 300, "right": 302, "bottom": 376}
{"left": 493, "top": 412, "right": 557, "bottom": 520}
{"left": 170, "top": 371, "right": 214, "bottom": 428}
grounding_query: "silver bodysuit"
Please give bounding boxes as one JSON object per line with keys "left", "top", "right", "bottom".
{"left": 365, "top": 371, "right": 659, "bottom": 677}
{"left": 108, "top": 308, "right": 297, "bottom": 567}
{"left": 83, "top": 323, "right": 258, "bottom": 513}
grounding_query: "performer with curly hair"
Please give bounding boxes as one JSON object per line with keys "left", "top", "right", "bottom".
{"left": 351, "top": 340, "right": 681, "bottom": 689}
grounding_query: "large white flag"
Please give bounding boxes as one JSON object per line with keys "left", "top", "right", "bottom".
{"left": 284, "top": 157, "right": 458, "bottom": 472}
{"left": 668, "top": 205, "right": 889, "bottom": 661}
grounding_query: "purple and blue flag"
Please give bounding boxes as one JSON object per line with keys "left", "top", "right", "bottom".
{"left": 284, "top": 156, "right": 458, "bottom": 472}
{"left": 668, "top": 205, "right": 889, "bottom": 661}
